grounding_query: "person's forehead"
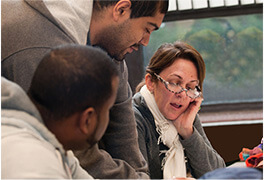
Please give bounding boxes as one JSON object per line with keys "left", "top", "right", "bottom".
{"left": 161, "top": 59, "right": 198, "bottom": 79}
{"left": 168, "top": 74, "right": 199, "bottom": 84}
{"left": 136, "top": 13, "right": 165, "bottom": 28}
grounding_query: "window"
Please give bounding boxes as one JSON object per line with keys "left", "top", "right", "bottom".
{"left": 143, "top": 14, "right": 263, "bottom": 107}
{"left": 126, "top": 0, "right": 263, "bottom": 126}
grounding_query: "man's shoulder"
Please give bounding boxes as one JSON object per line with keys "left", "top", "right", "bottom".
{"left": 2, "top": 119, "right": 56, "bottom": 152}
{"left": 1, "top": 123, "right": 68, "bottom": 178}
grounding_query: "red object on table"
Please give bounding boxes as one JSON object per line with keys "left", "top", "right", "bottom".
{"left": 245, "top": 153, "right": 263, "bottom": 168}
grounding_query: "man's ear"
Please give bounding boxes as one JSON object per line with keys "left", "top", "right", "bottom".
{"left": 112, "top": 0, "right": 131, "bottom": 21}
{"left": 145, "top": 73, "right": 155, "bottom": 93}
{"left": 79, "top": 107, "right": 97, "bottom": 136}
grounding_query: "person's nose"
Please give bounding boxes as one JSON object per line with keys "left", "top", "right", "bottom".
{"left": 175, "top": 89, "right": 187, "bottom": 98}
{"left": 139, "top": 33, "right": 150, "bottom": 46}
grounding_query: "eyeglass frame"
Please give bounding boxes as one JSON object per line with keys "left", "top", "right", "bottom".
{"left": 153, "top": 72, "right": 202, "bottom": 99}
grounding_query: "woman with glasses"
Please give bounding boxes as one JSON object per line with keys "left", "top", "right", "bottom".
{"left": 132, "top": 41, "right": 225, "bottom": 179}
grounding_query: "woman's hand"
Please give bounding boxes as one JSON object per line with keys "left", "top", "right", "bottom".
{"left": 172, "top": 97, "right": 203, "bottom": 139}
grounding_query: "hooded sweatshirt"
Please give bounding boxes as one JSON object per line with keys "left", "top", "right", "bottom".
{"left": 1, "top": 1, "right": 149, "bottom": 178}
{"left": 1, "top": 77, "right": 93, "bottom": 179}
{"left": 1, "top": 0, "right": 92, "bottom": 91}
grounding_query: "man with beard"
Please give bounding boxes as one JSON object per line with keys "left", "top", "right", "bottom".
{"left": 2, "top": 45, "right": 119, "bottom": 179}
{"left": 1, "top": 0, "right": 168, "bottom": 178}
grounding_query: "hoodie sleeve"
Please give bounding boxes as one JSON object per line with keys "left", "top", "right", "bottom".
{"left": 99, "top": 61, "right": 149, "bottom": 176}
{"left": 74, "top": 144, "right": 149, "bottom": 179}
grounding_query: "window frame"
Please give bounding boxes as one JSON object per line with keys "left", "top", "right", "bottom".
{"left": 163, "top": 3, "right": 263, "bottom": 115}
{"left": 164, "top": 3, "right": 263, "bottom": 22}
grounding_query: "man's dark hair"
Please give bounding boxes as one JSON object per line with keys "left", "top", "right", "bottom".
{"left": 28, "top": 45, "right": 118, "bottom": 120}
{"left": 93, "top": 0, "right": 169, "bottom": 18}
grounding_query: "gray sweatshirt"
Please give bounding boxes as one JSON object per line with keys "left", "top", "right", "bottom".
{"left": 1, "top": 77, "right": 93, "bottom": 179}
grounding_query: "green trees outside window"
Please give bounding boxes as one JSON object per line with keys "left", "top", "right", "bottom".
{"left": 144, "top": 14, "right": 263, "bottom": 104}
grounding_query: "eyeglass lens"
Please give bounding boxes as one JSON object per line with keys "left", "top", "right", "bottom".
{"left": 166, "top": 83, "right": 200, "bottom": 98}
{"left": 154, "top": 73, "right": 201, "bottom": 98}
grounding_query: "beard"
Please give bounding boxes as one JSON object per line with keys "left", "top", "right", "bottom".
{"left": 85, "top": 111, "right": 107, "bottom": 149}
{"left": 85, "top": 134, "right": 97, "bottom": 149}
{"left": 92, "top": 21, "right": 132, "bottom": 61}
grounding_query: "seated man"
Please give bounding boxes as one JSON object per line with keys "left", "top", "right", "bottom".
{"left": 1, "top": 45, "right": 119, "bottom": 179}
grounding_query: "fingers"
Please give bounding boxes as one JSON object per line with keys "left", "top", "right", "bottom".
{"left": 188, "top": 97, "right": 203, "bottom": 113}
{"left": 195, "top": 96, "right": 204, "bottom": 106}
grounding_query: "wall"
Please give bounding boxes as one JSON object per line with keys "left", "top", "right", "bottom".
{"left": 204, "top": 123, "right": 262, "bottom": 164}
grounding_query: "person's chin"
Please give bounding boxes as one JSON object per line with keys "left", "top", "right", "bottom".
{"left": 117, "top": 48, "right": 133, "bottom": 60}
{"left": 164, "top": 115, "right": 174, "bottom": 121}
{"left": 166, "top": 113, "right": 180, "bottom": 121}
{"left": 112, "top": 53, "right": 126, "bottom": 61}
{"left": 168, "top": 117, "right": 179, "bottom": 122}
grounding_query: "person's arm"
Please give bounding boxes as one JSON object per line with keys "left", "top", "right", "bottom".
{"left": 99, "top": 60, "right": 149, "bottom": 175}
{"left": 180, "top": 115, "right": 226, "bottom": 178}
{"left": 133, "top": 94, "right": 164, "bottom": 179}
{"left": 74, "top": 144, "right": 149, "bottom": 179}
{"left": 133, "top": 106, "right": 150, "bottom": 168}
{"left": 171, "top": 96, "right": 225, "bottom": 177}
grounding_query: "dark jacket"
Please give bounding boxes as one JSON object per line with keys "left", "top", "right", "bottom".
{"left": 132, "top": 92, "right": 226, "bottom": 178}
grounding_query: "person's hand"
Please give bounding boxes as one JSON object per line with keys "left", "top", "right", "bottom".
{"left": 172, "top": 96, "right": 203, "bottom": 139}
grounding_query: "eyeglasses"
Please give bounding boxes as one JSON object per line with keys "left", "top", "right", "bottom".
{"left": 153, "top": 73, "right": 202, "bottom": 99}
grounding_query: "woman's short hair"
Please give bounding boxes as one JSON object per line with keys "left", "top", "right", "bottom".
{"left": 136, "top": 41, "right": 206, "bottom": 92}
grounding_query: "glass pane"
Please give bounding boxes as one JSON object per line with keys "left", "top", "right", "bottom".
{"left": 144, "top": 14, "right": 263, "bottom": 105}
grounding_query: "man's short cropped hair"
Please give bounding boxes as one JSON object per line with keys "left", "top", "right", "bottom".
{"left": 93, "top": 0, "right": 169, "bottom": 18}
{"left": 28, "top": 44, "right": 118, "bottom": 120}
